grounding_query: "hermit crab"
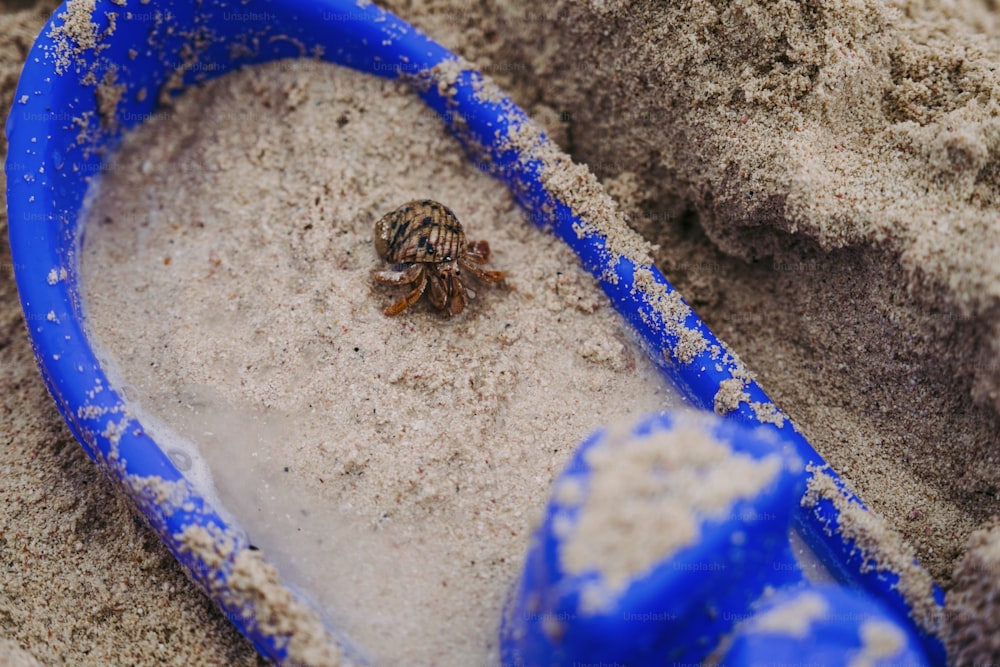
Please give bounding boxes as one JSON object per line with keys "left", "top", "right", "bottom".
{"left": 372, "top": 199, "right": 505, "bottom": 317}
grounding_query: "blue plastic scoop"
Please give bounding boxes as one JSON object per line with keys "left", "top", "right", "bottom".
{"left": 6, "top": 0, "right": 945, "bottom": 663}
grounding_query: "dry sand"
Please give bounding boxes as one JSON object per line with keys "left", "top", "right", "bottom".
{"left": 2, "top": 0, "right": 999, "bottom": 665}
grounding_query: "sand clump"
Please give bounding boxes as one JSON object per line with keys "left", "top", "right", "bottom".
{"left": 79, "top": 60, "right": 677, "bottom": 665}
{"left": 751, "top": 591, "right": 830, "bottom": 639}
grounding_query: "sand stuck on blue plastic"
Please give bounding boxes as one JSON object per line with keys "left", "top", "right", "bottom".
{"left": 557, "top": 415, "right": 782, "bottom": 613}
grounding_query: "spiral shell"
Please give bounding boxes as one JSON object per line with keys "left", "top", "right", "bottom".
{"left": 374, "top": 199, "right": 467, "bottom": 265}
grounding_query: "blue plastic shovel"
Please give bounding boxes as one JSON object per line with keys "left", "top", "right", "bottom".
{"left": 6, "top": 0, "right": 945, "bottom": 663}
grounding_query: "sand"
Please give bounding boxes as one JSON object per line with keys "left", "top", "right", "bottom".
{"left": 2, "top": 0, "right": 999, "bottom": 665}
{"left": 76, "top": 57, "right": 677, "bottom": 665}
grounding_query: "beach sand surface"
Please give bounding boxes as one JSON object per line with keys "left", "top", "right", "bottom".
{"left": 2, "top": 0, "right": 999, "bottom": 664}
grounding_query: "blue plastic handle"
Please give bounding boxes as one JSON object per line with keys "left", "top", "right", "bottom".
{"left": 5, "top": 0, "right": 945, "bottom": 663}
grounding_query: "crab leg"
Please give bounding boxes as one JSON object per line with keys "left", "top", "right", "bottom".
{"left": 465, "top": 239, "right": 493, "bottom": 263}
{"left": 375, "top": 265, "right": 429, "bottom": 316}
{"left": 373, "top": 263, "right": 424, "bottom": 285}
{"left": 427, "top": 269, "right": 449, "bottom": 312}
{"left": 446, "top": 272, "right": 467, "bottom": 317}
{"left": 459, "top": 259, "right": 505, "bottom": 284}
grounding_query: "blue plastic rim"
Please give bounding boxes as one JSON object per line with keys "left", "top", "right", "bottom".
{"left": 5, "top": 0, "right": 946, "bottom": 663}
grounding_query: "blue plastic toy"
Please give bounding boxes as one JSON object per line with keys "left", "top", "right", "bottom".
{"left": 5, "top": 0, "right": 945, "bottom": 663}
